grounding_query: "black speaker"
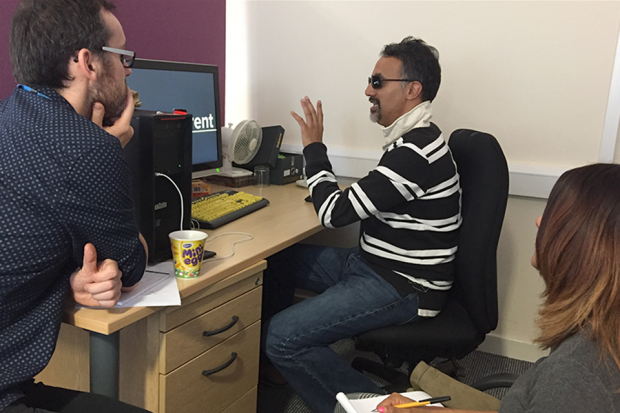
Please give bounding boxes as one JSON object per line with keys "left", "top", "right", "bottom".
{"left": 125, "top": 110, "right": 192, "bottom": 263}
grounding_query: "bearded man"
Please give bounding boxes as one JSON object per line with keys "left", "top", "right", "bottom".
{"left": 0, "top": 1, "right": 148, "bottom": 412}
{"left": 261, "top": 37, "right": 461, "bottom": 413}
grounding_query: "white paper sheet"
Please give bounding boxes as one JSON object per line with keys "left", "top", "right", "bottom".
{"left": 336, "top": 392, "right": 359, "bottom": 413}
{"left": 115, "top": 261, "right": 181, "bottom": 307}
{"left": 76, "top": 261, "right": 181, "bottom": 309}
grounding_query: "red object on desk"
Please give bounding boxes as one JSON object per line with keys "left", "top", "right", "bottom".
{"left": 192, "top": 180, "right": 211, "bottom": 198}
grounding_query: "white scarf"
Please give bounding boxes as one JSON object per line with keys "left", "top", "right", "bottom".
{"left": 381, "top": 101, "right": 433, "bottom": 150}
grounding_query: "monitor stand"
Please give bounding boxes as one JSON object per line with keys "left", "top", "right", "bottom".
{"left": 215, "top": 168, "right": 253, "bottom": 178}
{"left": 192, "top": 165, "right": 255, "bottom": 189}
{"left": 215, "top": 157, "right": 253, "bottom": 178}
{"left": 192, "top": 169, "right": 222, "bottom": 179}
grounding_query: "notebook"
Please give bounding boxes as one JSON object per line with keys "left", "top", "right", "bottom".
{"left": 336, "top": 391, "right": 445, "bottom": 413}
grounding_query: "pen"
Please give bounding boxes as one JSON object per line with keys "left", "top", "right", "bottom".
{"left": 372, "top": 396, "right": 451, "bottom": 411}
{"left": 416, "top": 396, "right": 451, "bottom": 405}
{"left": 17, "top": 84, "right": 52, "bottom": 100}
{"left": 145, "top": 270, "right": 168, "bottom": 275}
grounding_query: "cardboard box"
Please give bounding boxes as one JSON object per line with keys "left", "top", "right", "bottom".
{"left": 270, "top": 152, "right": 304, "bottom": 185}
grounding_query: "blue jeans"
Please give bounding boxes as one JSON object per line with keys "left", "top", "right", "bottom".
{"left": 262, "top": 244, "right": 419, "bottom": 413}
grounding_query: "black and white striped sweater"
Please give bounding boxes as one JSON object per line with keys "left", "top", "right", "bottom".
{"left": 303, "top": 123, "right": 461, "bottom": 317}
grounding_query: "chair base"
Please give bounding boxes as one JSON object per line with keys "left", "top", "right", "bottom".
{"left": 432, "top": 358, "right": 466, "bottom": 379}
{"left": 352, "top": 356, "right": 468, "bottom": 393}
{"left": 471, "top": 372, "right": 519, "bottom": 391}
{"left": 351, "top": 357, "right": 411, "bottom": 393}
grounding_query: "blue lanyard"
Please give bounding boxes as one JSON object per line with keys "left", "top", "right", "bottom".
{"left": 17, "top": 84, "right": 51, "bottom": 100}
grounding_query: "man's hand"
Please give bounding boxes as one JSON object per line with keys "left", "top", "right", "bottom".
{"left": 290, "top": 96, "right": 324, "bottom": 148}
{"left": 91, "top": 86, "right": 135, "bottom": 147}
{"left": 70, "top": 243, "right": 123, "bottom": 308}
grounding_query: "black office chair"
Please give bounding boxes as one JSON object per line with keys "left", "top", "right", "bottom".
{"left": 352, "top": 129, "right": 510, "bottom": 392}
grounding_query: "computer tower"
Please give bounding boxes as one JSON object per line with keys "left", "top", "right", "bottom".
{"left": 124, "top": 110, "right": 192, "bottom": 263}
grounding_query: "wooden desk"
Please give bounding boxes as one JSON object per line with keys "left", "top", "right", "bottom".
{"left": 37, "top": 183, "right": 322, "bottom": 413}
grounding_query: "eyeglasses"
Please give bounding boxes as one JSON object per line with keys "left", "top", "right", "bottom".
{"left": 368, "top": 75, "right": 416, "bottom": 90}
{"left": 101, "top": 46, "right": 136, "bottom": 68}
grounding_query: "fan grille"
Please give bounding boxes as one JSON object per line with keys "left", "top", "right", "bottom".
{"left": 231, "top": 120, "right": 262, "bottom": 164}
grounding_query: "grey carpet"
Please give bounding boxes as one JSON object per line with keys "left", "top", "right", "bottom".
{"left": 257, "top": 338, "right": 534, "bottom": 413}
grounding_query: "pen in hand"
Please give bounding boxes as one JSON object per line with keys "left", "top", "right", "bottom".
{"left": 373, "top": 396, "right": 451, "bottom": 411}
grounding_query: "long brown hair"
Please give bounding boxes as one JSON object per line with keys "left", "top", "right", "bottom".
{"left": 534, "top": 163, "right": 620, "bottom": 370}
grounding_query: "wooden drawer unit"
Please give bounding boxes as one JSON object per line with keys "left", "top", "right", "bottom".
{"left": 39, "top": 261, "right": 267, "bottom": 413}
{"left": 160, "top": 321, "right": 261, "bottom": 413}
{"left": 160, "top": 287, "right": 261, "bottom": 373}
{"left": 222, "top": 386, "right": 257, "bottom": 413}
{"left": 161, "top": 266, "right": 263, "bottom": 332}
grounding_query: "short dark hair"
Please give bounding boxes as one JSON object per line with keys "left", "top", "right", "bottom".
{"left": 381, "top": 37, "right": 441, "bottom": 102}
{"left": 10, "top": 0, "right": 116, "bottom": 89}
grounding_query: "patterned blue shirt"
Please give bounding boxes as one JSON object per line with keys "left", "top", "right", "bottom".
{"left": 0, "top": 85, "right": 146, "bottom": 410}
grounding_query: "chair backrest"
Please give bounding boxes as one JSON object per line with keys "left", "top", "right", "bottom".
{"left": 448, "top": 129, "right": 509, "bottom": 335}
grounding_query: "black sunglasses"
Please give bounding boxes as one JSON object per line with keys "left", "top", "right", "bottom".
{"left": 368, "top": 75, "right": 416, "bottom": 90}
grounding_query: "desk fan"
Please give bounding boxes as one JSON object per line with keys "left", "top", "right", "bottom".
{"left": 218, "top": 120, "right": 263, "bottom": 177}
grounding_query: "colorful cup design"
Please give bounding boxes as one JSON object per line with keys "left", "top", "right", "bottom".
{"left": 169, "top": 230, "right": 208, "bottom": 278}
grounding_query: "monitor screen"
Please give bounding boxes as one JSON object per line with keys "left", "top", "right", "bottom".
{"left": 127, "top": 59, "right": 223, "bottom": 176}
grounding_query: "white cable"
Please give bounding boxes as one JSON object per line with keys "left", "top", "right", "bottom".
{"left": 154, "top": 172, "right": 184, "bottom": 230}
{"left": 204, "top": 232, "right": 254, "bottom": 261}
{"left": 190, "top": 218, "right": 200, "bottom": 230}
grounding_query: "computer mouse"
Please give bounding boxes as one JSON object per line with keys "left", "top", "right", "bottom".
{"left": 203, "top": 250, "right": 216, "bottom": 259}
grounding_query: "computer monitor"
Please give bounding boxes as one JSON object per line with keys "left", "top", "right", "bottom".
{"left": 126, "top": 58, "right": 223, "bottom": 177}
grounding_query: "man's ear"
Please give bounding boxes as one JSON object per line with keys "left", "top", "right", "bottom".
{"left": 71, "top": 48, "right": 100, "bottom": 82}
{"left": 406, "top": 81, "right": 423, "bottom": 102}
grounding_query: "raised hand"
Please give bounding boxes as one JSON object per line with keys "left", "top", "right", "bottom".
{"left": 70, "top": 243, "right": 123, "bottom": 308}
{"left": 290, "top": 96, "right": 324, "bottom": 148}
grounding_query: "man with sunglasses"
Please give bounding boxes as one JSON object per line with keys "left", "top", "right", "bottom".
{"left": 261, "top": 37, "right": 460, "bottom": 413}
{"left": 0, "top": 1, "right": 149, "bottom": 412}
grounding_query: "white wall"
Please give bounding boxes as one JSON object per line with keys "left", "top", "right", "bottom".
{"left": 226, "top": 0, "right": 620, "bottom": 362}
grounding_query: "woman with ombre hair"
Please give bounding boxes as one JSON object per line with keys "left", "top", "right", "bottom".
{"left": 375, "top": 163, "right": 620, "bottom": 413}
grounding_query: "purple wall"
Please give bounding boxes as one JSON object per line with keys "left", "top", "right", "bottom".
{"left": 0, "top": 0, "right": 226, "bottom": 120}
{"left": 0, "top": 1, "right": 19, "bottom": 100}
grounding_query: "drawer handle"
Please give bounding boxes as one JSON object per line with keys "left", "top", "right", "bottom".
{"left": 202, "top": 352, "right": 237, "bottom": 376}
{"left": 203, "top": 315, "right": 239, "bottom": 337}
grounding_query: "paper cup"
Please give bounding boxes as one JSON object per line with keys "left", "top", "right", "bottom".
{"left": 169, "top": 230, "right": 208, "bottom": 278}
